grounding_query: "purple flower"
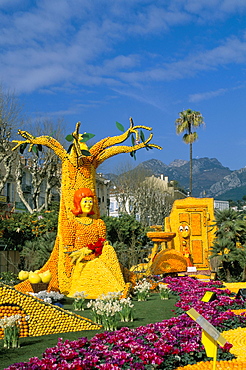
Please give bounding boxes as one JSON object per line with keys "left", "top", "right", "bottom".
{"left": 5, "top": 276, "right": 243, "bottom": 370}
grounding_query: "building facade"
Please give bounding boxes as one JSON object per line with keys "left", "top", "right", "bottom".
{"left": 0, "top": 166, "right": 110, "bottom": 217}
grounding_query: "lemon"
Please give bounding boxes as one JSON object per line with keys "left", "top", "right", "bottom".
{"left": 29, "top": 272, "right": 42, "bottom": 284}
{"left": 18, "top": 270, "right": 29, "bottom": 280}
{"left": 40, "top": 270, "right": 52, "bottom": 283}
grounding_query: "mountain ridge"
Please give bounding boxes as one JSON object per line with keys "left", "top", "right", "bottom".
{"left": 104, "top": 157, "right": 246, "bottom": 200}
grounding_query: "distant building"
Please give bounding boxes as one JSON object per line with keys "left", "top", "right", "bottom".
{"left": 214, "top": 200, "right": 229, "bottom": 211}
{"left": 0, "top": 156, "right": 60, "bottom": 214}
{"left": 146, "top": 175, "right": 187, "bottom": 200}
{"left": 109, "top": 174, "right": 187, "bottom": 217}
{"left": 108, "top": 189, "right": 121, "bottom": 218}
{"left": 96, "top": 173, "right": 110, "bottom": 216}
{"left": 0, "top": 161, "right": 110, "bottom": 216}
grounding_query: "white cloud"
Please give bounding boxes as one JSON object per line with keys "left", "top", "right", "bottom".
{"left": 111, "top": 86, "right": 169, "bottom": 111}
{"left": 189, "top": 83, "right": 246, "bottom": 102}
{"left": 1, "top": 1, "right": 246, "bottom": 94}
{"left": 189, "top": 88, "right": 228, "bottom": 102}
{"left": 128, "top": 5, "right": 191, "bottom": 34}
{"left": 174, "top": 0, "right": 246, "bottom": 21}
{"left": 115, "top": 34, "right": 246, "bottom": 84}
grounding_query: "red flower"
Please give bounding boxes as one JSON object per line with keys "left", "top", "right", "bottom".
{"left": 222, "top": 342, "right": 233, "bottom": 352}
{"left": 87, "top": 238, "right": 106, "bottom": 256}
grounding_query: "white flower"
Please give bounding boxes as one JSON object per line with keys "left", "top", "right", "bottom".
{"left": 73, "top": 291, "right": 88, "bottom": 299}
{"left": 97, "top": 291, "right": 121, "bottom": 301}
{"left": 0, "top": 314, "right": 22, "bottom": 329}
{"left": 134, "top": 279, "right": 151, "bottom": 293}
{"left": 119, "top": 297, "right": 134, "bottom": 308}
{"left": 29, "top": 290, "right": 64, "bottom": 303}
{"left": 159, "top": 283, "right": 169, "bottom": 291}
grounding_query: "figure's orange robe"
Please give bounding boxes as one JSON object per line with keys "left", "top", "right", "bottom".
{"left": 62, "top": 218, "right": 106, "bottom": 252}
{"left": 63, "top": 218, "right": 125, "bottom": 298}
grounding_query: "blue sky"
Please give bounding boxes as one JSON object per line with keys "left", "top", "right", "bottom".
{"left": 1, "top": 0, "right": 246, "bottom": 173}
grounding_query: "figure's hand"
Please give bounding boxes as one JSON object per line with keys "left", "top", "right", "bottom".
{"left": 70, "top": 247, "right": 92, "bottom": 264}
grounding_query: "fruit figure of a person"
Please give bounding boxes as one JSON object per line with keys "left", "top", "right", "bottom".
{"left": 13, "top": 119, "right": 161, "bottom": 294}
{"left": 63, "top": 188, "right": 125, "bottom": 298}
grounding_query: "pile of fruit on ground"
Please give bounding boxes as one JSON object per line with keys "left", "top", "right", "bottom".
{"left": 0, "top": 284, "right": 101, "bottom": 339}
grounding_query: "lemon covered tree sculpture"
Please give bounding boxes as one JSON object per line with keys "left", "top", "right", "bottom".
{"left": 13, "top": 118, "right": 161, "bottom": 297}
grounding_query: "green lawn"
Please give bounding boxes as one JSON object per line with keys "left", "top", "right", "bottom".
{"left": 0, "top": 293, "right": 178, "bottom": 370}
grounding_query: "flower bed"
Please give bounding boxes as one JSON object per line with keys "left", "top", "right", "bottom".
{"left": 5, "top": 276, "right": 246, "bottom": 370}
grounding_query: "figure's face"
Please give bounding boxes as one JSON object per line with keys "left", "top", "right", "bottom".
{"left": 178, "top": 222, "right": 190, "bottom": 239}
{"left": 80, "top": 197, "right": 93, "bottom": 215}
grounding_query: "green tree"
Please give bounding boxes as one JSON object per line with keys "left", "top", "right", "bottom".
{"left": 175, "top": 109, "right": 204, "bottom": 195}
{"left": 0, "top": 209, "right": 58, "bottom": 250}
{"left": 102, "top": 214, "right": 151, "bottom": 269}
{"left": 19, "top": 232, "right": 56, "bottom": 271}
{"left": 210, "top": 209, "right": 246, "bottom": 281}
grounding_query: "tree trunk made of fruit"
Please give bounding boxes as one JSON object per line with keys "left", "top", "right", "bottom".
{"left": 13, "top": 119, "right": 162, "bottom": 293}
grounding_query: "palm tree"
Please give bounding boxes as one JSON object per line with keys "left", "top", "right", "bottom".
{"left": 175, "top": 109, "right": 204, "bottom": 196}
{"left": 210, "top": 209, "right": 246, "bottom": 281}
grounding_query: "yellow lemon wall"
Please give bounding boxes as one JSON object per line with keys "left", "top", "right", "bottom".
{"left": 165, "top": 197, "right": 216, "bottom": 269}
{"left": 0, "top": 284, "right": 101, "bottom": 337}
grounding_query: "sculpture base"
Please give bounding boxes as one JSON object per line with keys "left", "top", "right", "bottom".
{"left": 31, "top": 283, "right": 48, "bottom": 293}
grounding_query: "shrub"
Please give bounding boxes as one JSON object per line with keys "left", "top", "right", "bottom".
{"left": 0, "top": 210, "right": 58, "bottom": 251}
{"left": 102, "top": 214, "right": 152, "bottom": 268}
{"left": 210, "top": 209, "right": 246, "bottom": 282}
{"left": 0, "top": 271, "right": 19, "bottom": 286}
{"left": 19, "top": 231, "right": 56, "bottom": 271}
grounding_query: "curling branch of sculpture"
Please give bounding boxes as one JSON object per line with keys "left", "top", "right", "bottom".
{"left": 96, "top": 132, "right": 162, "bottom": 165}
{"left": 12, "top": 130, "right": 67, "bottom": 160}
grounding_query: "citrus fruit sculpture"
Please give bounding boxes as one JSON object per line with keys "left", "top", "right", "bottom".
{"left": 13, "top": 119, "right": 161, "bottom": 297}
{"left": 0, "top": 284, "right": 101, "bottom": 338}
